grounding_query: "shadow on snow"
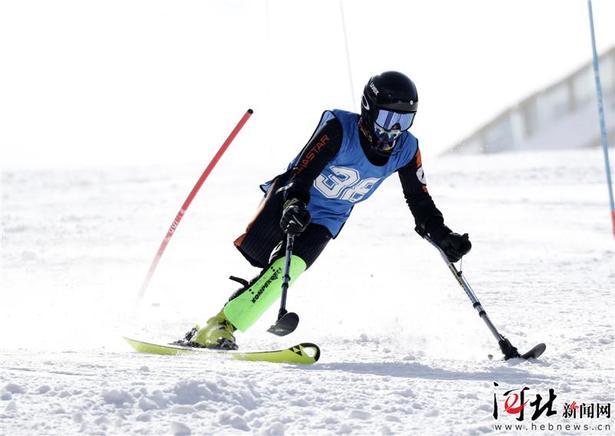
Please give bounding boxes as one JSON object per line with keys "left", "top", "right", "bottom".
{"left": 299, "top": 361, "right": 551, "bottom": 384}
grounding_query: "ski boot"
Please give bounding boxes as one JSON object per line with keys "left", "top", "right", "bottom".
{"left": 179, "top": 311, "right": 238, "bottom": 350}
{"left": 171, "top": 325, "right": 200, "bottom": 347}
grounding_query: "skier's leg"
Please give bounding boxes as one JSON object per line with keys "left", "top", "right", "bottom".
{"left": 222, "top": 254, "right": 307, "bottom": 331}
{"left": 233, "top": 177, "right": 286, "bottom": 268}
{"left": 223, "top": 224, "right": 332, "bottom": 331}
{"left": 192, "top": 224, "right": 331, "bottom": 348}
{"left": 183, "top": 180, "right": 284, "bottom": 350}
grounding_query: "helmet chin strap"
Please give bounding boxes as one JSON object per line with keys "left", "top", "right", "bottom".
{"left": 358, "top": 116, "right": 373, "bottom": 142}
{"left": 373, "top": 140, "right": 397, "bottom": 156}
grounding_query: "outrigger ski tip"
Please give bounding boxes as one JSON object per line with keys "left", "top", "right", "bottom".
{"left": 519, "top": 343, "right": 547, "bottom": 360}
{"left": 499, "top": 336, "right": 546, "bottom": 361}
{"left": 267, "top": 311, "right": 299, "bottom": 336}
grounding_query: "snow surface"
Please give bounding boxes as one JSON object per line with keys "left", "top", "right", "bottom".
{"left": 1, "top": 148, "right": 614, "bottom": 435}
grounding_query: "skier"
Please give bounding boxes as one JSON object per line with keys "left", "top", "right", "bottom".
{"left": 182, "top": 71, "right": 472, "bottom": 350}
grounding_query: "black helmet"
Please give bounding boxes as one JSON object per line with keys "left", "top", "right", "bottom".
{"left": 360, "top": 71, "right": 418, "bottom": 154}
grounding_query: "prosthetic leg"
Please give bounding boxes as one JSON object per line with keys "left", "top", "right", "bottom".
{"left": 189, "top": 255, "right": 306, "bottom": 349}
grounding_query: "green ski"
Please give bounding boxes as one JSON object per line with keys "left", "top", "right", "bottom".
{"left": 123, "top": 337, "right": 320, "bottom": 365}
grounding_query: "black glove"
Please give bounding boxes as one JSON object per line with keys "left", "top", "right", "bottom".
{"left": 430, "top": 228, "right": 472, "bottom": 263}
{"left": 280, "top": 198, "right": 311, "bottom": 235}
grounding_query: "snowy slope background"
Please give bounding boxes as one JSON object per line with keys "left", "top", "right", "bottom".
{"left": 2, "top": 147, "right": 614, "bottom": 435}
{"left": 2, "top": 0, "right": 615, "bottom": 434}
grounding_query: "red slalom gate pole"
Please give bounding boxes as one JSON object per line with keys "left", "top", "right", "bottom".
{"left": 137, "top": 108, "right": 254, "bottom": 300}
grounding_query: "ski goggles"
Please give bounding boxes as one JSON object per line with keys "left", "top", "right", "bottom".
{"left": 374, "top": 109, "right": 415, "bottom": 132}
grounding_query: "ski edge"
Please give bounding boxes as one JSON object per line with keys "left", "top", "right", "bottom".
{"left": 123, "top": 337, "right": 320, "bottom": 365}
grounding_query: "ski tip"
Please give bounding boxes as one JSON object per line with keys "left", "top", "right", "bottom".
{"left": 294, "top": 343, "right": 321, "bottom": 363}
{"left": 247, "top": 108, "right": 254, "bottom": 114}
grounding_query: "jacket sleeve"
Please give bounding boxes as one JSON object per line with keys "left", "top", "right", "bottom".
{"left": 284, "top": 117, "right": 343, "bottom": 204}
{"left": 397, "top": 147, "right": 449, "bottom": 236}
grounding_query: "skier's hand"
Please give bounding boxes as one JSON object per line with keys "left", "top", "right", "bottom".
{"left": 432, "top": 230, "right": 471, "bottom": 263}
{"left": 280, "top": 198, "right": 310, "bottom": 235}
